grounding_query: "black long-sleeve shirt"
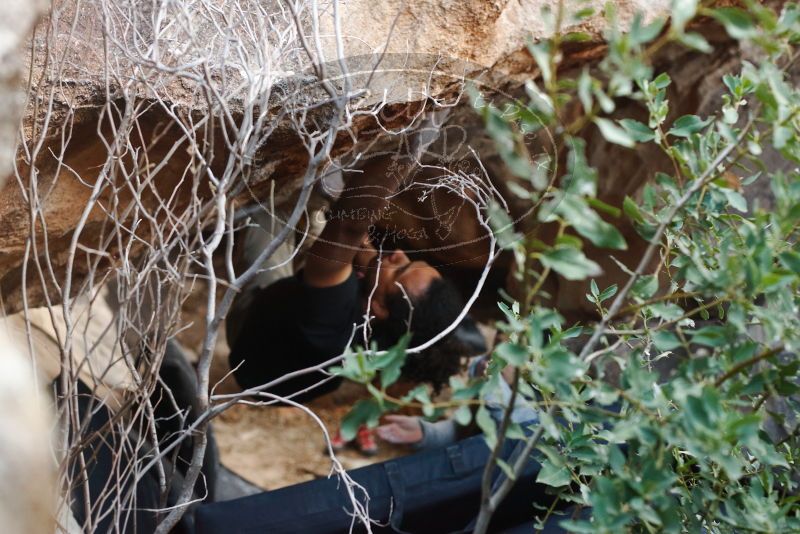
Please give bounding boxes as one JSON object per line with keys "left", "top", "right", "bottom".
{"left": 229, "top": 271, "right": 362, "bottom": 402}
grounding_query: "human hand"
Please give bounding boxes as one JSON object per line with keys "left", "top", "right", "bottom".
{"left": 376, "top": 415, "right": 423, "bottom": 445}
{"left": 353, "top": 239, "right": 378, "bottom": 278}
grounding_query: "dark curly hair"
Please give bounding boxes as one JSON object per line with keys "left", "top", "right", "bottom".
{"left": 372, "top": 277, "right": 469, "bottom": 391}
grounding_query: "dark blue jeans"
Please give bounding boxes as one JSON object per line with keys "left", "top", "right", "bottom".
{"left": 196, "top": 429, "right": 564, "bottom": 534}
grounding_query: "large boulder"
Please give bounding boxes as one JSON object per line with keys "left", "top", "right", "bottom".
{"left": 0, "top": 0, "right": 48, "bottom": 184}
{"left": 0, "top": 0, "right": 738, "bottom": 317}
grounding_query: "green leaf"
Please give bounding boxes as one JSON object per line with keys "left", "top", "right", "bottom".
{"left": 653, "top": 331, "right": 682, "bottom": 351}
{"left": 668, "top": 115, "right": 712, "bottom": 137}
{"left": 488, "top": 200, "right": 521, "bottom": 249}
{"left": 536, "top": 459, "right": 572, "bottom": 487}
{"left": 623, "top": 196, "right": 645, "bottom": 223}
{"left": 619, "top": 119, "right": 656, "bottom": 142}
{"left": 495, "top": 458, "right": 517, "bottom": 481}
{"left": 598, "top": 284, "right": 618, "bottom": 303}
{"left": 528, "top": 41, "right": 552, "bottom": 85}
{"left": 671, "top": 0, "right": 698, "bottom": 32}
{"left": 595, "top": 118, "right": 636, "bottom": 148}
{"left": 540, "top": 247, "right": 603, "bottom": 281}
{"left": 372, "top": 334, "right": 410, "bottom": 388}
{"left": 723, "top": 74, "right": 741, "bottom": 96}
{"left": 632, "top": 274, "right": 658, "bottom": 299}
{"left": 531, "top": 154, "right": 552, "bottom": 190}
{"left": 608, "top": 444, "right": 626, "bottom": 474}
{"left": 713, "top": 7, "right": 756, "bottom": 39}
{"left": 556, "top": 234, "right": 584, "bottom": 249}
{"left": 721, "top": 188, "right": 748, "bottom": 213}
{"left": 685, "top": 392, "right": 716, "bottom": 430}
{"left": 454, "top": 405, "right": 472, "bottom": 426}
{"left": 558, "top": 520, "right": 596, "bottom": 533}
{"left": 578, "top": 69, "right": 593, "bottom": 111}
{"left": 476, "top": 405, "right": 498, "bottom": 449}
{"left": 341, "top": 399, "right": 383, "bottom": 441}
{"left": 506, "top": 181, "right": 533, "bottom": 199}
{"left": 562, "top": 137, "right": 598, "bottom": 196}
{"left": 778, "top": 251, "right": 800, "bottom": 274}
{"left": 586, "top": 197, "right": 622, "bottom": 218}
{"left": 576, "top": 219, "right": 627, "bottom": 250}
{"left": 482, "top": 102, "right": 537, "bottom": 185}
{"left": 722, "top": 104, "right": 739, "bottom": 124}
{"left": 677, "top": 32, "right": 713, "bottom": 53}
{"left": 594, "top": 86, "right": 615, "bottom": 114}
{"left": 653, "top": 72, "right": 672, "bottom": 89}
{"left": 774, "top": 125, "right": 792, "bottom": 149}
{"left": 648, "top": 302, "right": 685, "bottom": 321}
{"left": 331, "top": 348, "right": 374, "bottom": 383}
{"left": 573, "top": 7, "right": 595, "bottom": 21}
{"left": 564, "top": 31, "right": 592, "bottom": 43}
{"left": 691, "top": 326, "right": 728, "bottom": 347}
{"left": 494, "top": 342, "right": 529, "bottom": 366}
{"left": 555, "top": 195, "right": 627, "bottom": 250}
{"left": 540, "top": 350, "right": 585, "bottom": 386}
{"left": 631, "top": 17, "right": 666, "bottom": 44}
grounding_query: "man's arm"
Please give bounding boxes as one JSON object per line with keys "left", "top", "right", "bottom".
{"left": 303, "top": 157, "right": 401, "bottom": 287}
{"left": 376, "top": 414, "right": 460, "bottom": 450}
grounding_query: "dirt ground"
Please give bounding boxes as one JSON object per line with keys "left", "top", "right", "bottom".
{"left": 212, "top": 383, "right": 409, "bottom": 490}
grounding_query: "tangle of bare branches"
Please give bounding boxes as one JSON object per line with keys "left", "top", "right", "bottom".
{"left": 3, "top": 1, "right": 507, "bottom": 532}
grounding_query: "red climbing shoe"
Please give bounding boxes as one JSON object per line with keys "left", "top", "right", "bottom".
{"left": 330, "top": 430, "right": 347, "bottom": 452}
{"left": 356, "top": 426, "right": 378, "bottom": 456}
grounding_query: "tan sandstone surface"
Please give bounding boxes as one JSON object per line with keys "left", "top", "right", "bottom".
{"left": 0, "top": 0, "right": 680, "bottom": 314}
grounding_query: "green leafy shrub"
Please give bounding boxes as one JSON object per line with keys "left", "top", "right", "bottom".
{"left": 340, "top": 1, "right": 800, "bottom": 531}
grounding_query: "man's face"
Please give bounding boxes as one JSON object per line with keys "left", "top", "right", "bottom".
{"left": 364, "top": 249, "right": 441, "bottom": 320}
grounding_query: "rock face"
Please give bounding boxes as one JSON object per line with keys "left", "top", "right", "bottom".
{"left": 0, "top": 0, "right": 47, "bottom": 185}
{"left": 0, "top": 0, "right": 740, "bottom": 317}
